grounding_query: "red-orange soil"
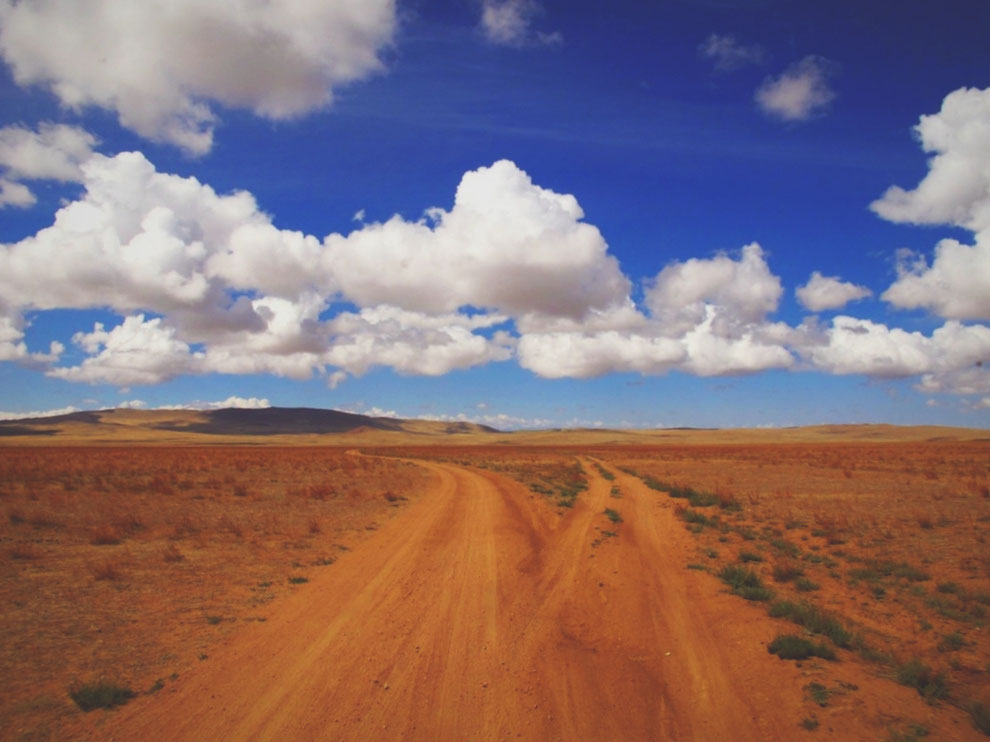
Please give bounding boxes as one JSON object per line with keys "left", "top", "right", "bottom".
{"left": 2, "top": 440, "right": 989, "bottom": 741}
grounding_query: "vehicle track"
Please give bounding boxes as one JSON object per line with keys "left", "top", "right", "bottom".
{"left": 99, "top": 456, "right": 805, "bottom": 741}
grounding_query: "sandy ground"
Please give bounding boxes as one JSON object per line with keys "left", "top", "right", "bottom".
{"left": 52, "top": 453, "right": 982, "bottom": 741}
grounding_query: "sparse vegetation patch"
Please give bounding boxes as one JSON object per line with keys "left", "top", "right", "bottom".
{"left": 69, "top": 680, "right": 135, "bottom": 711}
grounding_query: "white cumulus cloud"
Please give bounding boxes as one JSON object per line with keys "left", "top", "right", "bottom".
{"left": 882, "top": 238, "right": 990, "bottom": 319}
{"left": 799, "top": 316, "right": 990, "bottom": 379}
{"left": 325, "top": 305, "right": 514, "bottom": 377}
{"left": 324, "top": 159, "right": 629, "bottom": 320}
{"left": 796, "top": 271, "right": 872, "bottom": 312}
{"left": 49, "top": 314, "right": 201, "bottom": 386}
{"left": 517, "top": 244, "right": 794, "bottom": 378}
{"left": 0, "top": 122, "right": 97, "bottom": 207}
{"left": 871, "top": 87, "right": 990, "bottom": 232}
{"left": 871, "top": 87, "right": 990, "bottom": 320}
{"left": 645, "top": 243, "right": 783, "bottom": 335}
{"left": 755, "top": 56, "right": 836, "bottom": 122}
{"left": 0, "top": 0, "right": 396, "bottom": 154}
{"left": 0, "top": 405, "right": 79, "bottom": 421}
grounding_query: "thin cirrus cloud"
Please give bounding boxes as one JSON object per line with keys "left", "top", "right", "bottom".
{"left": 0, "top": 0, "right": 397, "bottom": 154}
{"left": 755, "top": 56, "right": 837, "bottom": 122}
{"left": 0, "top": 87, "right": 988, "bottom": 400}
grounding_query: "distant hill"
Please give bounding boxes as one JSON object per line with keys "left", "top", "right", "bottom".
{"left": 0, "top": 407, "right": 498, "bottom": 442}
{"left": 0, "top": 409, "right": 986, "bottom": 445}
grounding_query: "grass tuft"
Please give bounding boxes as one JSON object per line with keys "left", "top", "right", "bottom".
{"left": 88, "top": 558, "right": 123, "bottom": 581}
{"left": 896, "top": 659, "right": 947, "bottom": 703}
{"left": 718, "top": 564, "right": 773, "bottom": 601}
{"left": 768, "top": 600, "right": 852, "bottom": 647}
{"left": 969, "top": 702, "right": 990, "bottom": 736}
{"left": 937, "top": 631, "right": 965, "bottom": 652}
{"left": 768, "top": 634, "right": 836, "bottom": 661}
{"left": 69, "top": 680, "right": 135, "bottom": 711}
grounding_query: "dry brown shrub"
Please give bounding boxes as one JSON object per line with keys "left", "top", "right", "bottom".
{"left": 168, "top": 514, "right": 199, "bottom": 540}
{"left": 715, "top": 492, "right": 739, "bottom": 510}
{"left": 308, "top": 518, "right": 321, "bottom": 534}
{"left": 217, "top": 515, "right": 244, "bottom": 539}
{"left": 7, "top": 507, "right": 25, "bottom": 524}
{"left": 308, "top": 484, "right": 334, "bottom": 501}
{"left": 161, "top": 543, "right": 184, "bottom": 563}
{"left": 113, "top": 512, "right": 145, "bottom": 534}
{"left": 88, "top": 558, "right": 124, "bottom": 581}
{"left": 27, "top": 510, "right": 61, "bottom": 529}
{"left": 9, "top": 542, "right": 41, "bottom": 560}
{"left": 916, "top": 513, "right": 935, "bottom": 530}
{"left": 89, "top": 524, "right": 123, "bottom": 545}
{"left": 148, "top": 474, "right": 175, "bottom": 495}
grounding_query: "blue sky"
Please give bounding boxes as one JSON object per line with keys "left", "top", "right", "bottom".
{"left": 1, "top": 0, "right": 989, "bottom": 429}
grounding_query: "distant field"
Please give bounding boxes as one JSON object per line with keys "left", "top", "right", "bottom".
{"left": 2, "top": 433, "right": 989, "bottom": 740}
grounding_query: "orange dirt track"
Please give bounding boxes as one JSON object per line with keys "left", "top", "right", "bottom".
{"left": 92, "top": 456, "right": 882, "bottom": 740}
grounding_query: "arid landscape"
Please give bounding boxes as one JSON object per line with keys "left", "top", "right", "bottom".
{"left": 0, "top": 410, "right": 988, "bottom": 740}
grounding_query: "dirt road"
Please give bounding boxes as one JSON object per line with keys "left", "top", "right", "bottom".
{"left": 96, "top": 458, "right": 814, "bottom": 740}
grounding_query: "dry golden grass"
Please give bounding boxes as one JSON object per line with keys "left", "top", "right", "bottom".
{"left": 0, "top": 446, "right": 432, "bottom": 739}
{"left": 2, "top": 435, "right": 989, "bottom": 739}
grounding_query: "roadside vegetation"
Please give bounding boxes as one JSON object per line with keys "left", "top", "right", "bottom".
{"left": 609, "top": 442, "right": 990, "bottom": 737}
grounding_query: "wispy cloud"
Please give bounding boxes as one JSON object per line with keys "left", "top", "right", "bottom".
{"left": 698, "top": 34, "right": 766, "bottom": 72}
{"left": 480, "top": 0, "right": 561, "bottom": 47}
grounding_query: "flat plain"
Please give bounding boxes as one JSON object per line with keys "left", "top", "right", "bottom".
{"left": 1, "top": 413, "right": 989, "bottom": 740}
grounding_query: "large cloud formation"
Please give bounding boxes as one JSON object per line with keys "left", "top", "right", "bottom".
{"left": 0, "top": 0, "right": 396, "bottom": 153}
{"left": 1, "top": 88, "right": 989, "bottom": 404}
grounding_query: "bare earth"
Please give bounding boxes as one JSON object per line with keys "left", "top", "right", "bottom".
{"left": 2, "top": 419, "right": 988, "bottom": 740}
{"left": 85, "top": 457, "right": 799, "bottom": 741}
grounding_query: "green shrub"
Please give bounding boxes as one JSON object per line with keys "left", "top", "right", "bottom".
{"left": 896, "top": 659, "right": 947, "bottom": 703}
{"left": 768, "top": 634, "right": 836, "bottom": 661}
{"left": 603, "top": 508, "right": 623, "bottom": 524}
{"left": 768, "top": 600, "right": 852, "bottom": 648}
{"left": 739, "top": 551, "right": 763, "bottom": 563}
{"left": 795, "top": 577, "right": 820, "bottom": 592}
{"left": 772, "top": 560, "right": 804, "bottom": 582}
{"left": 851, "top": 560, "right": 930, "bottom": 583}
{"left": 805, "top": 682, "right": 831, "bottom": 706}
{"left": 736, "top": 585, "right": 774, "bottom": 601}
{"left": 69, "top": 681, "right": 135, "bottom": 711}
{"left": 937, "top": 632, "right": 965, "bottom": 652}
{"left": 719, "top": 565, "right": 773, "bottom": 601}
{"left": 885, "top": 725, "right": 929, "bottom": 742}
{"left": 969, "top": 702, "right": 990, "bottom": 735}
{"left": 769, "top": 537, "right": 801, "bottom": 558}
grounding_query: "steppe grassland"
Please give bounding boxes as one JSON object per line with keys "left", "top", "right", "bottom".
{"left": 0, "top": 447, "right": 431, "bottom": 736}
